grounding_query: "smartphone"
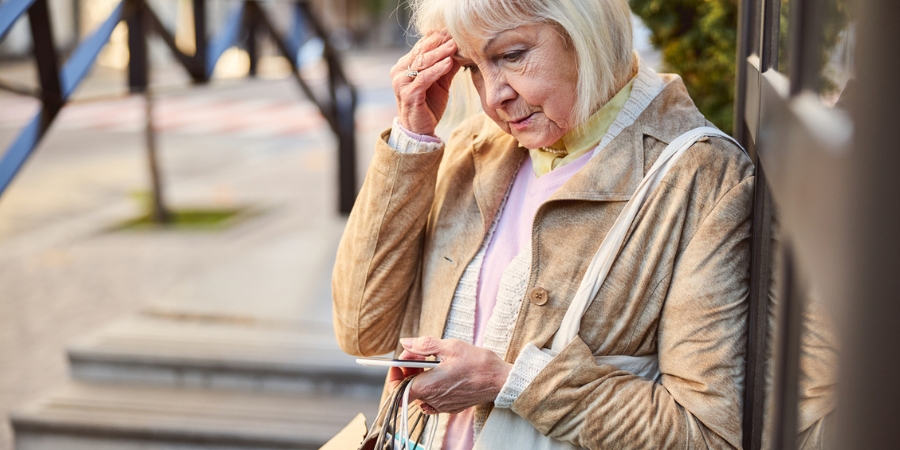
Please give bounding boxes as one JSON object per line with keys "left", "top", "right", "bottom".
{"left": 355, "top": 357, "right": 440, "bottom": 368}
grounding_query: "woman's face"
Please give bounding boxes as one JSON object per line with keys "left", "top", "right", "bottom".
{"left": 453, "top": 23, "right": 579, "bottom": 149}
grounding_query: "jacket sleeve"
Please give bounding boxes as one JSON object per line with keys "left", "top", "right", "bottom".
{"left": 509, "top": 175, "right": 755, "bottom": 449}
{"left": 331, "top": 129, "right": 444, "bottom": 356}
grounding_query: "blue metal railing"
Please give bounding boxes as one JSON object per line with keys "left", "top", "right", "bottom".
{"left": 0, "top": 0, "right": 358, "bottom": 213}
{"left": 0, "top": 0, "right": 35, "bottom": 43}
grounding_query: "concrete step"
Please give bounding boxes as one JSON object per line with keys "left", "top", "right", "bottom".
{"left": 67, "top": 311, "right": 389, "bottom": 396}
{"left": 11, "top": 381, "right": 380, "bottom": 450}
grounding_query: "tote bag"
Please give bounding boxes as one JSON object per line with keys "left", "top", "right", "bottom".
{"left": 473, "top": 127, "right": 741, "bottom": 450}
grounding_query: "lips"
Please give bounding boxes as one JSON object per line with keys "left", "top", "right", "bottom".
{"left": 508, "top": 112, "right": 532, "bottom": 123}
{"left": 508, "top": 112, "right": 535, "bottom": 130}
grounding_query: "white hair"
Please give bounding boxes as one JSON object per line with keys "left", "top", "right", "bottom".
{"left": 409, "top": 0, "right": 634, "bottom": 125}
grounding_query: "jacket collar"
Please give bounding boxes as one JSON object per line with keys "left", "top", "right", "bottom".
{"left": 548, "top": 73, "right": 709, "bottom": 203}
{"left": 633, "top": 74, "right": 710, "bottom": 146}
{"left": 465, "top": 71, "right": 708, "bottom": 228}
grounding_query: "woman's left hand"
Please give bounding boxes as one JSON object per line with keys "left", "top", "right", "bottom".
{"left": 386, "top": 337, "right": 513, "bottom": 414}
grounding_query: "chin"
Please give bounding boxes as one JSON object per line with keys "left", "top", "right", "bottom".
{"left": 510, "top": 122, "right": 566, "bottom": 150}
{"left": 493, "top": 116, "right": 561, "bottom": 149}
{"left": 511, "top": 133, "right": 555, "bottom": 150}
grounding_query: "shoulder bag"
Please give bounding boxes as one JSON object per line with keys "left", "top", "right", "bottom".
{"left": 472, "top": 127, "right": 742, "bottom": 449}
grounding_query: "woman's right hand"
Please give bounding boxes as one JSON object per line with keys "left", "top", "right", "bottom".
{"left": 386, "top": 337, "right": 512, "bottom": 415}
{"left": 391, "top": 31, "right": 460, "bottom": 137}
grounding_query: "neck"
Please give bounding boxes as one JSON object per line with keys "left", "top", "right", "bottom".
{"left": 586, "top": 54, "right": 640, "bottom": 121}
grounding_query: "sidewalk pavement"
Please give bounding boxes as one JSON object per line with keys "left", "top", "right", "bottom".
{"left": 0, "top": 47, "right": 404, "bottom": 450}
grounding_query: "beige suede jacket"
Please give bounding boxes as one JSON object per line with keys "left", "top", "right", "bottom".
{"left": 333, "top": 74, "right": 755, "bottom": 449}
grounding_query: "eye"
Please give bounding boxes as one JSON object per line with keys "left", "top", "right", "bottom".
{"left": 502, "top": 50, "right": 524, "bottom": 62}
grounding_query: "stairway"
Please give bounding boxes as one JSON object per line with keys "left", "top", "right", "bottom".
{"left": 11, "top": 310, "right": 388, "bottom": 450}
{"left": 65, "top": 312, "right": 385, "bottom": 395}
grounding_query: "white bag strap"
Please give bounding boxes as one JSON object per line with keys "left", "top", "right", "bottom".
{"left": 549, "top": 127, "right": 741, "bottom": 353}
{"left": 397, "top": 380, "right": 437, "bottom": 450}
{"left": 400, "top": 382, "right": 412, "bottom": 447}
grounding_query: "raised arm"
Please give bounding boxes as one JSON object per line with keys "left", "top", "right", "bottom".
{"left": 331, "top": 31, "right": 460, "bottom": 356}
{"left": 332, "top": 139, "right": 444, "bottom": 356}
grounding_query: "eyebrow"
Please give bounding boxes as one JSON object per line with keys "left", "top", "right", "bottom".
{"left": 482, "top": 28, "right": 515, "bottom": 53}
{"left": 453, "top": 29, "right": 513, "bottom": 63}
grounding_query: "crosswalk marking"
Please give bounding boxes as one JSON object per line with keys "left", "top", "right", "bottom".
{"left": 0, "top": 93, "right": 396, "bottom": 137}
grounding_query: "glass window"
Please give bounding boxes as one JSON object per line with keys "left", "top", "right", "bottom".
{"left": 819, "top": 0, "right": 854, "bottom": 108}
{"left": 776, "top": 0, "right": 792, "bottom": 76}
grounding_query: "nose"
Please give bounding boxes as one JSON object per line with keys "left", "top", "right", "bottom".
{"left": 480, "top": 70, "right": 516, "bottom": 111}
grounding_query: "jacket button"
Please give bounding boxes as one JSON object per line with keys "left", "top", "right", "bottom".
{"left": 529, "top": 287, "right": 549, "bottom": 306}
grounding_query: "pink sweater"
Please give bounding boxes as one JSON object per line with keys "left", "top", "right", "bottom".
{"left": 442, "top": 150, "right": 595, "bottom": 450}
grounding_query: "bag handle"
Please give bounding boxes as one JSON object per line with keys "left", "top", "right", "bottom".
{"left": 550, "top": 127, "right": 741, "bottom": 353}
{"left": 363, "top": 375, "right": 436, "bottom": 450}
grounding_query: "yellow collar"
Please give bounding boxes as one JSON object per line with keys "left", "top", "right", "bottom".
{"left": 528, "top": 78, "right": 634, "bottom": 177}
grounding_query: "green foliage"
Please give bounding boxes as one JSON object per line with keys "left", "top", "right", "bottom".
{"left": 363, "top": 0, "right": 392, "bottom": 15}
{"left": 117, "top": 191, "right": 249, "bottom": 230}
{"left": 630, "top": 0, "right": 739, "bottom": 132}
{"left": 117, "top": 208, "right": 245, "bottom": 230}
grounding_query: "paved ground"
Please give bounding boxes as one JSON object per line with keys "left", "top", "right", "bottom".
{"left": 0, "top": 48, "right": 403, "bottom": 450}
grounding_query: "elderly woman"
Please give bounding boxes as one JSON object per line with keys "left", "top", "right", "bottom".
{"left": 332, "top": 0, "right": 754, "bottom": 448}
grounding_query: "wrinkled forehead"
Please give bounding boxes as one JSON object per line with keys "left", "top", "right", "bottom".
{"left": 415, "top": 0, "right": 541, "bottom": 56}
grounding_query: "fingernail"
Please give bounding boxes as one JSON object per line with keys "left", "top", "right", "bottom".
{"left": 400, "top": 338, "right": 413, "bottom": 347}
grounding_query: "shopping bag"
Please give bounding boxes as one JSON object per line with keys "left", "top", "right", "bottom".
{"left": 329, "top": 376, "right": 435, "bottom": 450}
{"left": 320, "top": 413, "right": 368, "bottom": 450}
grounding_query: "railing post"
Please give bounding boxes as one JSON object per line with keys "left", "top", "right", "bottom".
{"left": 28, "top": 0, "right": 62, "bottom": 126}
{"left": 72, "top": 0, "right": 81, "bottom": 39}
{"left": 127, "top": 0, "right": 170, "bottom": 224}
{"left": 335, "top": 83, "right": 357, "bottom": 214}
{"left": 127, "top": 0, "right": 148, "bottom": 93}
{"left": 245, "top": 5, "right": 259, "bottom": 78}
{"left": 193, "top": 0, "right": 207, "bottom": 81}
{"left": 295, "top": 0, "right": 358, "bottom": 214}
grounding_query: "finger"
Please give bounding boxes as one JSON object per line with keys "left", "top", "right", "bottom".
{"left": 400, "top": 58, "right": 456, "bottom": 107}
{"left": 435, "top": 58, "right": 462, "bottom": 91}
{"left": 411, "top": 31, "right": 449, "bottom": 62}
{"left": 386, "top": 366, "right": 404, "bottom": 390}
{"left": 394, "top": 58, "right": 453, "bottom": 114}
{"left": 418, "top": 402, "right": 437, "bottom": 415}
{"left": 399, "top": 366, "right": 424, "bottom": 378}
{"left": 398, "top": 349, "right": 427, "bottom": 360}
{"left": 413, "top": 37, "right": 457, "bottom": 72}
{"left": 391, "top": 53, "right": 445, "bottom": 95}
{"left": 399, "top": 336, "right": 443, "bottom": 357}
{"left": 396, "top": 30, "right": 450, "bottom": 76}
{"left": 391, "top": 35, "right": 453, "bottom": 84}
